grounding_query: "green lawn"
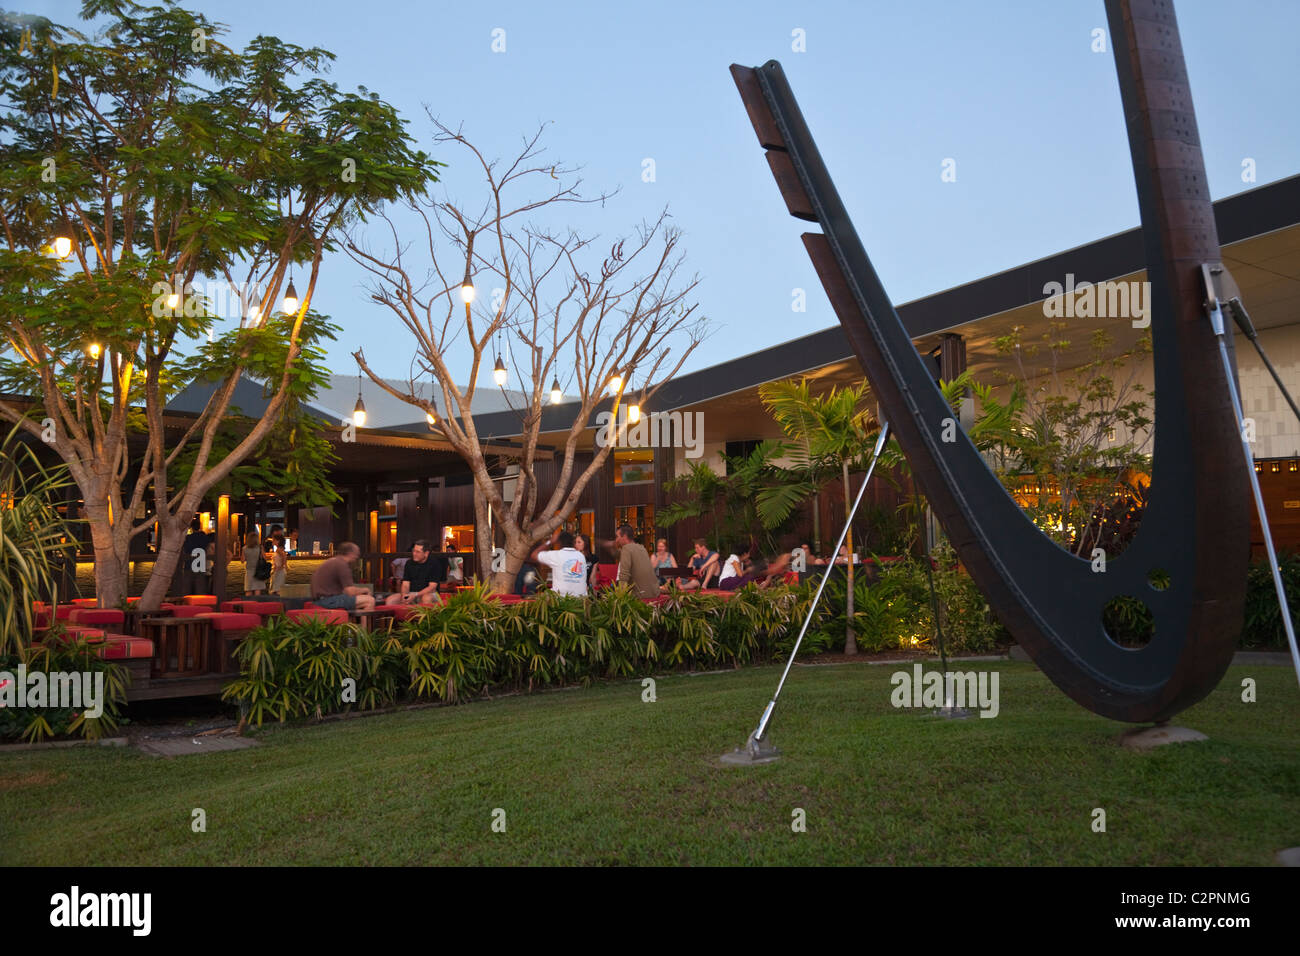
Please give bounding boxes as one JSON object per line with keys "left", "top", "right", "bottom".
{"left": 3, "top": 661, "right": 1297, "bottom": 865}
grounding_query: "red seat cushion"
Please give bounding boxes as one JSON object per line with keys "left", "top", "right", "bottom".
{"left": 220, "top": 600, "right": 284, "bottom": 617}
{"left": 179, "top": 595, "right": 218, "bottom": 607}
{"left": 195, "top": 612, "right": 261, "bottom": 631}
{"left": 161, "top": 605, "right": 206, "bottom": 618}
{"left": 44, "top": 627, "right": 107, "bottom": 643}
{"left": 70, "top": 598, "right": 98, "bottom": 608}
{"left": 54, "top": 605, "right": 74, "bottom": 621}
{"left": 69, "top": 608, "right": 126, "bottom": 626}
{"left": 98, "top": 635, "right": 154, "bottom": 659}
{"left": 287, "top": 607, "right": 348, "bottom": 626}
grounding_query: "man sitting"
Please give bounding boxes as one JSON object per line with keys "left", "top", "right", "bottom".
{"left": 384, "top": 539, "right": 444, "bottom": 606}
{"left": 310, "top": 541, "right": 375, "bottom": 611}
{"left": 536, "top": 530, "right": 589, "bottom": 598}
{"left": 675, "top": 538, "right": 720, "bottom": 591}
{"left": 614, "top": 524, "right": 660, "bottom": 600}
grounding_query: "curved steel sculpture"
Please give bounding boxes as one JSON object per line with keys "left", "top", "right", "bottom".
{"left": 730, "top": 0, "right": 1248, "bottom": 723}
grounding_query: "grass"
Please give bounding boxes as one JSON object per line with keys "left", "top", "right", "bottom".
{"left": 2, "top": 661, "right": 1297, "bottom": 865}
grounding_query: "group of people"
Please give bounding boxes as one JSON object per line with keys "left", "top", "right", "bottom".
{"left": 299, "top": 532, "right": 846, "bottom": 611}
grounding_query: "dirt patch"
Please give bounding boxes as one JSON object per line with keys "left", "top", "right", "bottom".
{"left": 0, "top": 770, "right": 67, "bottom": 791}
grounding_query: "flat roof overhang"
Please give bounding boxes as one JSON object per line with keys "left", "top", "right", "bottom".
{"left": 442, "top": 174, "right": 1300, "bottom": 446}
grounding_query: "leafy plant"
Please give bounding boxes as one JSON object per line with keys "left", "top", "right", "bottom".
{"left": 0, "top": 631, "right": 129, "bottom": 742}
{"left": 0, "top": 420, "right": 80, "bottom": 656}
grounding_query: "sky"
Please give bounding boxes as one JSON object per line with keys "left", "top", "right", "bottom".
{"left": 26, "top": 0, "right": 1300, "bottom": 386}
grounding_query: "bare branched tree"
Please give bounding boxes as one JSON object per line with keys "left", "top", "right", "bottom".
{"left": 346, "top": 120, "right": 706, "bottom": 591}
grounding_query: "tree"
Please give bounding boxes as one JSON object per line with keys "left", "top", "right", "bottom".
{"left": 347, "top": 121, "right": 705, "bottom": 592}
{"left": 988, "top": 323, "right": 1153, "bottom": 552}
{"left": 0, "top": 2, "right": 436, "bottom": 608}
{"left": 758, "top": 380, "right": 889, "bottom": 655}
{"left": 658, "top": 440, "right": 798, "bottom": 555}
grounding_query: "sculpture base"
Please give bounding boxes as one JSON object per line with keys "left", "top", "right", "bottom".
{"left": 1119, "top": 725, "right": 1208, "bottom": 750}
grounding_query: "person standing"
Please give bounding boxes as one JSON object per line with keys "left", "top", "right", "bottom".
{"left": 614, "top": 525, "right": 660, "bottom": 600}
{"left": 270, "top": 532, "right": 288, "bottom": 595}
{"left": 536, "top": 530, "right": 589, "bottom": 598}
{"left": 181, "top": 517, "right": 214, "bottom": 595}
{"left": 243, "top": 531, "right": 268, "bottom": 596}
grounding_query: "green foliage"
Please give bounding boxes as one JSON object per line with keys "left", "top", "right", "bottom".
{"left": 0, "top": 1, "right": 440, "bottom": 599}
{"left": 232, "top": 584, "right": 829, "bottom": 721}
{"left": 0, "top": 421, "right": 79, "bottom": 656}
{"left": 0, "top": 632, "right": 130, "bottom": 742}
{"left": 1242, "top": 552, "right": 1300, "bottom": 649}
{"left": 658, "top": 441, "right": 799, "bottom": 553}
{"left": 221, "top": 614, "right": 402, "bottom": 724}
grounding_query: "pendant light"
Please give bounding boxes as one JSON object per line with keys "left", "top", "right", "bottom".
{"left": 426, "top": 381, "right": 438, "bottom": 429}
{"left": 492, "top": 329, "right": 507, "bottom": 387}
{"left": 550, "top": 378, "right": 562, "bottom": 404}
{"left": 352, "top": 373, "right": 367, "bottom": 427}
{"left": 52, "top": 236, "right": 73, "bottom": 259}
{"left": 282, "top": 275, "right": 299, "bottom": 314}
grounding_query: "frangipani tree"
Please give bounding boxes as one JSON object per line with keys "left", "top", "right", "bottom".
{"left": 0, "top": 2, "right": 437, "bottom": 608}
{"left": 347, "top": 121, "right": 705, "bottom": 592}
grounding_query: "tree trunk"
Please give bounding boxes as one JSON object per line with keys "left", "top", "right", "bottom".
{"left": 473, "top": 484, "right": 495, "bottom": 591}
{"left": 82, "top": 501, "right": 127, "bottom": 609}
{"left": 843, "top": 460, "right": 857, "bottom": 656}
{"left": 493, "top": 531, "right": 534, "bottom": 595}
{"left": 138, "top": 517, "right": 188, "bottom": 612}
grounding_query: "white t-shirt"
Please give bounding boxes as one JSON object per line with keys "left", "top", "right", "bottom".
{"left": 718, "top": 553, "right": 743, "bottom": 583}
{"left": 536, "top": 548, "right": 589, "bottom": 598}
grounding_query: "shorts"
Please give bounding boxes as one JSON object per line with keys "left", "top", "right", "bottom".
{"left": 314, "top": 593, "right": 357, "bottom": 611}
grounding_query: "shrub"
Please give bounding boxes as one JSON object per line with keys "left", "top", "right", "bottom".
{"left": 1242, "top": 552, "right": 1300, "bottom": 649}
{"left": 0, "top": 633, "right": 129, "bottom": 742}
{"left": 222, "top": 615, "right": 401, "bottom": 725}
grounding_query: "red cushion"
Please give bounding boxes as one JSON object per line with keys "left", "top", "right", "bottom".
{"left": 163, "top": 605, "right": 205, "bottom": 618}
{"left": 220, "top": 600, "right": 284, "bottom": 617}
{"left": 179, "top": 595, "right": 218, "bottom": 607}
{"left": 98, "top": 636, "right": 154, "bottom": 659}
{"left": 388, "top": 604, "right": 427, "bottom": 622}
{"left": 195, "top": 612, "right": 261, "bottom": 631}
{"left": 70, "top": 598, "right": 98, "bottom": 607}
{"left": 69, "top": 608, "right": 126, "bottom": 626}
{"left": 33, "top": 608, "right": 51, "bottom": 628}
{"left": 44, "top": 627, "right": 107, "bottom": 643}
{"left": 288, "top": 608, "right": 348, "bottom": 625}
{"left": 54, "top": 605, "right": 74, "bottom": 620}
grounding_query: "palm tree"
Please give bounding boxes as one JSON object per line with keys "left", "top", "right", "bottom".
{"left": 758, "top": 380, "right": 889, "bottom": 655}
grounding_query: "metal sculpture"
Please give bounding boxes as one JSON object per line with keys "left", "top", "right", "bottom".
{"left": 730, "top": 0, "right": 1255, "bottom": 723}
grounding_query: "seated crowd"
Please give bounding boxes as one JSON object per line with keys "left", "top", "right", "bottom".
{"left": 302, "top": 533, "right": 841, "bottom": 609}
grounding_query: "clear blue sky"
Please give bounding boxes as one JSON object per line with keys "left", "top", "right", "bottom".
{"left": 30, "top": 0, "right": 1300, "bottom": 383}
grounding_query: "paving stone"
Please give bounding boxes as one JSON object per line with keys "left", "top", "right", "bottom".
{"left": 134, "top": 734, "right": 259, "bottom": 757}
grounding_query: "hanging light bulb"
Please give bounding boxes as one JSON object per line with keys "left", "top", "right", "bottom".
{"left": 352, "top": 374, "right": 367, "bottom": 427}
{"left": 247, "top": 297, "right": 262, "bottom": 321}
{"left": 166, "top": 289, "right": 181, "bottom": 311}
{"left": 609, "top": 373, "right": 623, "bottom": 393}
{"left": 86, "top": 342, "right": 101, "bottom": 360}
{"left": 282, "top": 277, "right": 299, "bottom": 314}
{"left": 550, "top": 378, "right": 562, "bottom": 404}
{"left": 52, "top": 236, "right": 73, "bottom": 259}
{"left": 628, "top": 400, "right": 642, "bottom": 424}
{"left": 426, "top": 384, "right": 438, "bottom": 429}
{"left": 460, "top": 277, "right": 475, "bottom": 304}
{"left": 493, "top": 355, "right": 508, "bottom": 387}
